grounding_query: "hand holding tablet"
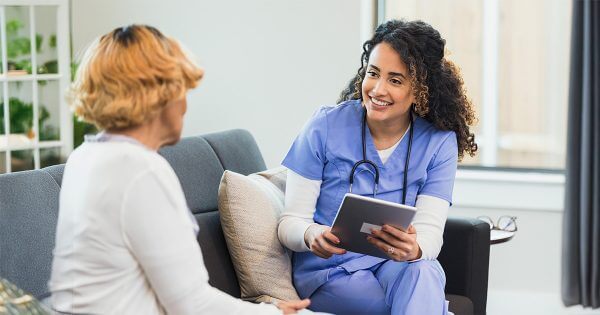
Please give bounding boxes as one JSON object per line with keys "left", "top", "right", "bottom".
{"left": 330, "top": 193, "right": 417, "bottom": 259}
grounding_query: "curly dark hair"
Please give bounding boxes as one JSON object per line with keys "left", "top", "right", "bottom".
{"left": 338, "top": 19, "right": 478, "bottom": 160}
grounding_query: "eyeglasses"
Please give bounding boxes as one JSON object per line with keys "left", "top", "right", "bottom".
{"left": 477, "top": 215, "right": 518, "bottom": 232}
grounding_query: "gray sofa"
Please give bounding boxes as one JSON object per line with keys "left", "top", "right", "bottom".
{"left": 0, "top": 129, "right": 490, "bottom": 315}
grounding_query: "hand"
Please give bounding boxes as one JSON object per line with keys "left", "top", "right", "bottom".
{"left": 304, "top": 225, "right": 347, "bottom": 259}
{"left": 367, "top": 224, "right": 421, "bottom": 261}
{"left": 276, "top": 299, "right": 311, "bottom": 314}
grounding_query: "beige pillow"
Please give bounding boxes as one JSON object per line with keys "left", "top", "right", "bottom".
{"left": 218, "top": 167, "right": 300, "bottom": 303}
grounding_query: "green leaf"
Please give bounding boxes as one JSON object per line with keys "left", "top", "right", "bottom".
{"left": 36, "top": 34, "right": 43, "bottom": 52}
{"left": 6, "top": 19, "right": 22, "bottom": 36}
{"left": 0, "top": 97, "right": 52, "bottom": 134}
{"left": 49, "top": 34, "right": 57, "bottom": 49}
{"left": 73, "top": 115, "right": 97, "bottom": 148}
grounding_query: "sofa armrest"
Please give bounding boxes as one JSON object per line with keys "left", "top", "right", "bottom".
{"left": 438, "top": 216, "right": 490, "bottom": 315}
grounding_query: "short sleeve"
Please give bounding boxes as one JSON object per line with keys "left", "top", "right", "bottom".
{"left": 282, "top": 106, "right": 329, "bottom": 180}
{"left": 418, "top": 132, "right": 458, "bottom": 204}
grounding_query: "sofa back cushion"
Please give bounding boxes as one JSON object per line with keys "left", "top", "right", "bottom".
{"left": 159, "top": 136, "right": 225, "bottom": 214}
{"left": 202, "top": 129, "right": 267, "bottom": 176}
{"left": 0, "top": 168, "right": 61, "bottom": 298}
{"left": 159, "top": 129, "right": 267, "bottom": 297}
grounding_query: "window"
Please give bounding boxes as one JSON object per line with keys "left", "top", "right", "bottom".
{"left": 0, "top": 0, "right": 72, "bottom": 173}
{"left": 383, "top": 0, "right": 571, "bottom": 170}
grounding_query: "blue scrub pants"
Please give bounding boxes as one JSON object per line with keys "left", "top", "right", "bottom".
{"left": 308, "top": 260, "right": 450, "bottom": 315}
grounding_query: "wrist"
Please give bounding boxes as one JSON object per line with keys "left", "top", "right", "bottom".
{"left": 303, "top": 224, "right": 324, "bottom": 248}
{"left": 413, "top": 245, "right": 422, "bottom": 260}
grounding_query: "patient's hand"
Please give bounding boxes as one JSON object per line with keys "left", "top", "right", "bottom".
{"left": 277, "top": 299, "right": 311, "bottom": 314}
{"left": 304, "top": 225, "right": 347, "bottom": 259}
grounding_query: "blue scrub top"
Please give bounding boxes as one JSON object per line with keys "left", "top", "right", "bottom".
{"left": 282, "top": 100, "right": 458, "bottom": 298}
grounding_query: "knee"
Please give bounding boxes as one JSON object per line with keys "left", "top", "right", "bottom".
{"left": 404, "top": 260, "right": 445, "bottom": 283}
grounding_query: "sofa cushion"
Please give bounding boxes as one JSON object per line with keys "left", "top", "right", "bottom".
{"left": 159, "top": 136, "right": 225, "bottom": 214}
{"left": 202, "top": 129, "right": 267, "bottom": 175}
{"left": 0, "top": 170, "right": 60, "bottom": 298}
{"left": 41, "top": 164, "right": 65, "bottom": 187}
{"left": 218, "top": 167, "right": 299, "bottom": 302}
{"left": 194, "top": 211, "right": 241, "bottom": 298}
{"left": 447, "top": 294, "right": 474, "bottom": 315}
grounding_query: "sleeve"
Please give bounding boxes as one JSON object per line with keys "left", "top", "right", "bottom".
{"left": 278, "top": 169, "right": 322, "bottom": 252}
{"left": 413, "top": 194, "right": 449, "bottom": 260}
{"left": 281, "top": 106, "right": 329, "bottom": 180}
{"left": 121, "top": 169, "right": 281, "bottom": 315}
{"left": 418, "top": 132, "right": 459, "bottom": 204}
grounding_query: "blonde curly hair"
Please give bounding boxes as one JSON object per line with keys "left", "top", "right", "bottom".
{"left": 69, "top": 25, "right": 204, "bottom": 130}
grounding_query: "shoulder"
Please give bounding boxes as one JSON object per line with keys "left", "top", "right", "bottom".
{"left": 311, "top": 100, "right": 361, "bottom": 119}
{"left": 413, "top": 117, "right": 458, "bottom": 167}
{"left": 308, "top": 100, "right": 362, "bottom": 130}
{"left": 415, "top": 117, "right": 457, "bottom": 147}
{"left": 67, "top": 142, "right": 175, "bottom": 183}
{"left": 413, "top": 119, "right": 458, "bottom": 174}
{"left": 299, "top": 100, "right": 361, "bottom": 135}
{"left": 325, "top": 99, "right": 362, "bottom": 119}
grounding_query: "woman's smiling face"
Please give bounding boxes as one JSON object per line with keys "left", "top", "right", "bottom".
{"left": 361, "top": 42, "right": 415, "bottom": 125}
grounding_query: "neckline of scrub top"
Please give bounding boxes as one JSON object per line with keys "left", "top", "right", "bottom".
{"left": 364, "top": 117, "right": 420, "bottom": 170}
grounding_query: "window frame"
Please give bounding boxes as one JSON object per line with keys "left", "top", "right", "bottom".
{"left": 0, "top": 0, "right": 72, "bottom": 173}
{"left": 376, "top": 0, "right": 569, "bottom": 173}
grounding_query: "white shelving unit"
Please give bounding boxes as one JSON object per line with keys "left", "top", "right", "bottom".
{"left": 0, "top": 0, "right": 71, "bottom": 173}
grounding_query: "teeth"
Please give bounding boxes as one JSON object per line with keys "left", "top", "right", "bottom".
{"left": 371, "top": 97, "right": 391, "bottom": 106}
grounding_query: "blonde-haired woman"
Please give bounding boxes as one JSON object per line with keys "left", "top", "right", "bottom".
{"left": 49, "top": 25, "right": 309, "bottom": 315}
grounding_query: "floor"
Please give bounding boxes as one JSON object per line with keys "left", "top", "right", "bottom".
{"left": 487, "top": 290, "right": 600, "bottom": 315}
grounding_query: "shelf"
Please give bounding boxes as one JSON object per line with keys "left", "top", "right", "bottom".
{"left": 0, "top": 73, "right": 62, "bottom": 82}
{"left": 0, "top": 135, "right": 63, "bottom": 152}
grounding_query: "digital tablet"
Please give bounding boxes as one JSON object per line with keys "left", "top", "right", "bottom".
{"left": 330, "top": 193, "right": 417, "bottom": 259}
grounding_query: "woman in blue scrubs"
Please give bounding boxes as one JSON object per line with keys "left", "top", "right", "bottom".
{"left": 278, "top": 20, "right": 478, "bottom": 314}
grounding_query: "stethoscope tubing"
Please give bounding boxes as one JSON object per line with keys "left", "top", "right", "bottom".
{"left": 349, "top": 107, "right": 414, "bottom": 205}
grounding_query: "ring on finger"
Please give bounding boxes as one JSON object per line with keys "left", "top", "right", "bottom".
{"left": 387, "top": 246, "right": 395, "bottom": 255}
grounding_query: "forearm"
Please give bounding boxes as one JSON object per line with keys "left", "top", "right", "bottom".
{"left": 277, "top": 169, "right": 322, "bottom": 252}
{"left": 412, "top": 194, "right": 449, "bottom": 260}
{"left": 192, "top": 285, "right": 281, "bottom": 315}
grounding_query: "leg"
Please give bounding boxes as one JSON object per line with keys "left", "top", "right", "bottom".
{"left": 375, "top": 260, "right": 449, "bottom": 315}
{"left": 309, "top": 267, "right": 390, "bottom": 315}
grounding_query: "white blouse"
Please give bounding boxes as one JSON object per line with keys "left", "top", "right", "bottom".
{"left": 49, "top": 140, "right": 280, "bottom": 315}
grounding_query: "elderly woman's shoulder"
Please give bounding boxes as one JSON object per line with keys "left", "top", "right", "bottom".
{"left": 69, "top": 142, "right": 171, "bottom": 178}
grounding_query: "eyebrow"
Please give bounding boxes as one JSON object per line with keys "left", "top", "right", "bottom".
{"left": 369, "top": 65, "right": 407, "bottom": 80}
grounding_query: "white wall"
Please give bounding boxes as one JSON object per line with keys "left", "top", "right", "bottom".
{"left": 71, "top": 0, "right": 364, "bottom": 168}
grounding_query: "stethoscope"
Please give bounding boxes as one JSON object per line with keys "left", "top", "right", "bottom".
{"left": 348, "top": 106, "right": 414, "bottom": 205}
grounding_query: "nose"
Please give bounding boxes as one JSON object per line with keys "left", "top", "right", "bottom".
{"left": 370, "top": 78, "right": 387, "bottom": 97}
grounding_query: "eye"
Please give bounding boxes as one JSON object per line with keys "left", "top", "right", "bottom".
{"left": 366, "top": 70, "right": 379, "bottom": 78}
{"left": 390, "top": 78, "right": 402, "bottom": 85}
